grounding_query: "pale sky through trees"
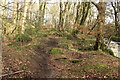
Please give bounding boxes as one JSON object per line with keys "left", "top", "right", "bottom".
{"left": 1, "top": 0, "right": 117, "bottom": 3}
{"left": 0, "top": 0, "right": 115, "bottom": 24}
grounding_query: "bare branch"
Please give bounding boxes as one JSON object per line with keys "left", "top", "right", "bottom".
{"left": 91, "top": 2, "right": 99, "bottom": 9}
{"left": 0, "top": 4, "right": 13, "bottom": 11}
{"left": 111, "top": 2, "right": 116, "bottom": 12}
{"left": 0, "top": 70, "right": 24, "bottom": 78}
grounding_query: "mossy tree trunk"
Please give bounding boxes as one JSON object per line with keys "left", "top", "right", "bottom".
{"left": 92, "top": 2, "right": 106, "bottom": 50}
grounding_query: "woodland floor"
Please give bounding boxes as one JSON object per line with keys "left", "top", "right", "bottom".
{"left": 2, "top": 35, "right": 120, "bottom": 79}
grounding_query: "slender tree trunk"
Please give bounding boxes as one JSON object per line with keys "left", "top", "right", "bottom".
{"left": 92, "top": 2, "right": 106, "bottom": 50}
{"left": 59, "top": 2, "right": 68, "bottom": 31}
{"left": 27, "top": 1, "right": 32, "bottom": 20}
{"left": 75, "top": 2, "right": 81, "bottom": 24}
{"left": 21, "top": 0, "right": 28, "bottom": 33}
{"left": 74, "top": 2, "right": 90, "bottom": 25}
{"left": 80, "top": 2, "right": 90, "bottom": 25}
{"left": 11, "top": 1, "right": 19, "bottom": 34}
{"left": 13, "top": 1, "right": 18, "bottom": 24}
{"left": 0, "top": 0, "right": 6, "bottom": 76}
{"left": 73, "top": 2, "right": 90, "bottom": 37}
{"left": 58, "top": 2, "right": 63, "bottom": 31}
{"left": 37, "top": 1, "right": 46, "bottom": 27}
{"left": 111, "top": 2, "right": 120, "bottom": 37}
{"left": 42, "top": 2, "right": 46, "bottom": 25}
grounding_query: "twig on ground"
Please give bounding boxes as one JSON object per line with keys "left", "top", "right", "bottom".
{"left": 0, "top": 70, "right": 24, "bottom": 78}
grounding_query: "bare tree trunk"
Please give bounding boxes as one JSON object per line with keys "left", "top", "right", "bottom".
{"left": 11, "top": 1, "right": 19, "bottom": 34}
{"left": 42, "top": 2, "right": 46, "bottom": 25}
{"left": 27, "top": 1, "right": 32, "bottom": 20}
{"left": 21, "top": 0, "right": 28, "bottom": 33}
{"left": 80, "top": 2, "right": 90, "bottom": 25}
{"left": 0, "top": 0, "right": 6, "bottom": 77}
{"left": 13, "top": 1, "right": 18, "bottom": 24}
{"left": 92, "top": 2, "right": 106, "bottom": 50}
{"left": 75, "top": 2, "right": 81, "bottom": 24}
{"left": 73, "top": 2, "right": 90, "bottom": 37}
{"left": 58, "top": 2, "right": 63, "bottom": 31}
{"left": 37, "top": 1, "right": 46, "bottom": 27}
{"left": 111, "top": 2, "right": 120, "bottom": 37}
{"left": 74, "top": 2, "right": 90, "bottom": 25}
{"left": 65, "top": 2, "right": 72, "bottom": 26}
{"left": 59, "top": 2, "right": 68, "bottom": 31}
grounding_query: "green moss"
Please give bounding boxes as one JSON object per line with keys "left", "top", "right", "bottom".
{"left": 50, "top": 48, "right": 64, "bottom": 55}
{"left": 101, "top": 44, "right": 114, "bottom": 56}
{"left": 79, "top": 40, "right": 95, "bottom": 45}
{"left": 24, "top": 26, "right": 34, "bottom": 35}
{"left": 89, "top": 64, "right": 107, "bottom": 70}
{"left": 58, "top": 37, "right": 72, "bottom": 49}
{"left": 25, "top": 27, "right": 48, "bottom": 37}
{"left": 77, "top": 40, "right": 95, "bottom": 51}
{"left": 85, "top": 64, "right": 109, "bottom": 74}
{"left": 110, "top": 36, "right": 120, "bottom": 42}
{"left": 95, "top": 64, "right": 107, "bottom": 68}
{"left": 54, "top": 57, "right": 67, "bottom": 60}
{"left": 69, "top": 59, "right": 82, "bottom": 63}
{"left": 7, "top": 41, "right": 18, "bottom": 47}
{"left": 0, "top": 34, "right": 5, "bottom": 38}
{"left": 16, "top": 47, "right": 23, "bottom": 51}
{"left": 105, "top": 49, "right": 114, "bottom": 56}
{"left": 95, "top": 64, "right": 109, "bottom": 73}
{"left": 49, "top": 28, "right": 58, "bottom": 34}
{"left": 71, "top": 29, "right": 81, "bottom": 38}
{"left": 13, "top": 34, "right": 32, "bottom": 43}
{"left": 28, "top": 42, "right": 41, "bottom": 46}
{"left": 62, "top": 33, "right": 76, "bottom": 40}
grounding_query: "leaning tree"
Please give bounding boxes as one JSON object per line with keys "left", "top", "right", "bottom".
{"left": 92, "top": 2, "right": 106, "bottom": 50}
